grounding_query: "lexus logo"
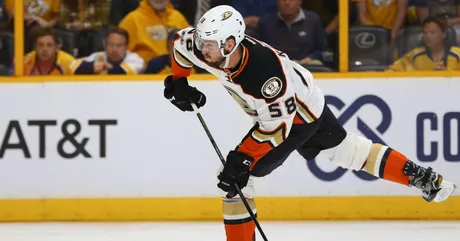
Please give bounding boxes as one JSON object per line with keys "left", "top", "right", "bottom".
{"left": 355, "top": 32, "right": 376, "bottom": 49}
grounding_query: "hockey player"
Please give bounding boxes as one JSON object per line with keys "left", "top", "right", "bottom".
{"left": 163, "top": 5, "right": 457, "bottom": 241}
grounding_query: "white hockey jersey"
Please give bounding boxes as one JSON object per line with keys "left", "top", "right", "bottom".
{"left": 172, "top": 27, "right": 326, "bottom": 166}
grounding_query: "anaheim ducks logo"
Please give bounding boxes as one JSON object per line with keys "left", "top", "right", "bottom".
{"left": 222, "top": 11, "right": 233, "bottom": 20}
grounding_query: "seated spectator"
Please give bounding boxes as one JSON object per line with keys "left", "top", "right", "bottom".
{"left": 119, "top": 0, "right": 189, "bottom": 64}
{"left": 20, "top": 27, "right": 75, "bottom": 75}
{"left": 414, "top": 1, "right": 460, "bottom": 44}
{"left": 70, "top": 27, "right": 144, "bottom": 75}
{"left": 5, "top": 0, "right": 60, "bottom": 28}
{"left": 354, "top": 0, "right": 408, "bottom": 43}
{"left": 233, "top": 0, "right": 278, "bottom": 30}
{"left": 60, "top": 0, "right": 111, "bottom": 31}
{"left": 110, "top": 0, "right": 140, "bottom": 26}
{"left": 256, "top": 0, "right": 328, "bottom": 65}
{"left": 387, "top": 17, "right": 460, "bottom": 71}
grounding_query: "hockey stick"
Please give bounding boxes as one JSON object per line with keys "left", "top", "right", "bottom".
{"left": 191, "top": 103, "right": 269, "bottom": 241}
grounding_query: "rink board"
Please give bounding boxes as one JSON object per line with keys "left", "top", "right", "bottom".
{"left": 0, "top": 77, "right": 458, "bottom": 221}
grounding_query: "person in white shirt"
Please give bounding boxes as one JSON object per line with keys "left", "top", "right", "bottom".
{"left": 70, "top": 27, "right": 144, "bottom": 75}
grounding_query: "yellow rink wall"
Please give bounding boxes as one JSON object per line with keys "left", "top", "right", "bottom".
{"left": 0, "top": 197, "right": 459, "bottom": 222}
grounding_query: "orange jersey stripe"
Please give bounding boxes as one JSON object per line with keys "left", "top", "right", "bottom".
{"left": 293, "top": 114, "right": 306, "bottom": 124}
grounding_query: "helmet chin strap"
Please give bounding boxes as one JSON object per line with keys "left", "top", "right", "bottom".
{"left": 220, "top": 44, "right": 240, "bottom": 69}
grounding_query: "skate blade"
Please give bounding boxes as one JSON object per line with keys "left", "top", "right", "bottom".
{"left": 434, "top": 180, "right": 457, "bottom": 203}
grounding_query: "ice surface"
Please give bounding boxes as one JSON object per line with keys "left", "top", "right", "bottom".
{"left": 0, "top": 221, "right": 458, "bottom": 241}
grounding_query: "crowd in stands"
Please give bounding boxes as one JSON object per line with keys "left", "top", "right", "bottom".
{"left": 0, "top": 0, "right": 460, "bottom": 76}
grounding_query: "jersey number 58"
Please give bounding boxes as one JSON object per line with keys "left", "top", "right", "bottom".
{"left": 268, "top": 96, "right": 296, "bottom": 118}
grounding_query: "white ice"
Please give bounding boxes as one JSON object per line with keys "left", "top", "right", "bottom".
{"left": 0, "top": 221, "right": 458, "bottom": 241}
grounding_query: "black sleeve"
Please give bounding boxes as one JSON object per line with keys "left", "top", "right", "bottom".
{"left": 74, "top": 61, "right": 95, "bottom": 74}
{"left": 108, "top": 65, "right": 127, "bottom": 74}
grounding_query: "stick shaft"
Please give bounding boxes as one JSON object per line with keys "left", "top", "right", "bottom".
{"left": 191, "top": 104, "right": 269, "bottom": 241}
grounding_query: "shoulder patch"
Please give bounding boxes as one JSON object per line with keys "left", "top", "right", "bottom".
{"left": 261, "top": 77, "right": 283, "bottom": 99}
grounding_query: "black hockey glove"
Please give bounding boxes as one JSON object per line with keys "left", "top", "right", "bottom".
{"left": 217, "top": 151, "right": 253, "bottom": 198}
{"left": 164, "top": 75, "right": 206, "bottom": 112}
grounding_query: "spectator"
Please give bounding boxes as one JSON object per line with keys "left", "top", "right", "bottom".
{"left": 355, "top": 0, "right": 408, "bottom": 43}
{"left": 387, "top": 17, "right": 460, "bottom": 71}
{"left": 110, "top": 0, "right": 140, "bottom": 26}
{"left": 21, "top": 27, "right": 75, "bottom": 75}
{"left": 60, "top": 0, "right": 111, "bottom": 31}
{"left": 70, "top": 27, "right": 144, "bottom": 75}
{"left": 118, "top": 0, "right": 189, "bottom": 64}
{"left": 233, "top": 0, "right": 278, "bottom": 30}
{"left": 413, "top": 1, "right": 460, "bottom": 45}
{"left": 256, "top": 0, "right": 328, "bottom": 65}
{"left": 5, "top": 0, "right": 60, "bottom": 28}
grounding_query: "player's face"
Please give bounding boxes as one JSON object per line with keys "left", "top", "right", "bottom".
{"left": 199, "top": 40, "right": 225, "bottom": 67}
{"left": 422, "top": 22, "right": 446, "bottom": 48}
{"left": 105, "top": 33, "right": 128, "bottom": 64}
{"left": 35, "top": 35, "right": 58, "bottom": 62}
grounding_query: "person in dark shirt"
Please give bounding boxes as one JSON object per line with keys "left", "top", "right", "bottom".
{"left": 256, "top": 0, "right": 328, "bottom": 65}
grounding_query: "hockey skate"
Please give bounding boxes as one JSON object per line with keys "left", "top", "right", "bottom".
{"left": 403, "top": 161, "right": 457, "bottom": 203}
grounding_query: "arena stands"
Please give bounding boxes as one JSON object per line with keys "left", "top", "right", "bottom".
{"left": 2, "top": 0, "right": 460, "bottom": 76}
